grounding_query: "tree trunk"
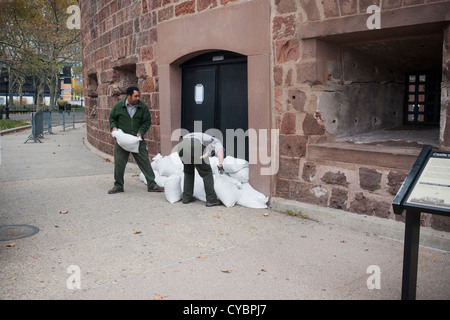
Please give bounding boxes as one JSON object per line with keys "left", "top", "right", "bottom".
{"left": 36, "top": 74, "right": 46, "bottom": 113}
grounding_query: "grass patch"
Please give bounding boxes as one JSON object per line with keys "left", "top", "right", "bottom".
{"left": 0, "top": 119, "right": 30, "bottom": 131}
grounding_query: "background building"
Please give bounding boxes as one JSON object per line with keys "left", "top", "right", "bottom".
{"left": 80, "top": 0, "right": 450, "bottom": 231}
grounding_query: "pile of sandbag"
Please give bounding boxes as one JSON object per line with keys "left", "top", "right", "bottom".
{"left": 139, "top": 152, "right": 268, "bottom": 208}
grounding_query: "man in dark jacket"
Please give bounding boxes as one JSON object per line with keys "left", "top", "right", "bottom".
{"left": 108, "top": 86, "right": 164, "bottom": 194}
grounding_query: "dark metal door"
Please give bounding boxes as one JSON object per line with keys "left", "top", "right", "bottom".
{"left": 181, "top": 66, "right": 216, "bottom": 132}
{"left": 181, "top": 51, "right": 248, "bottom": 160}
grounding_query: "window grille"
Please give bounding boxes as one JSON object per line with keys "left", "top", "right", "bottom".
{"left": 404, "top": 71, "right": 441, "bottom": 126}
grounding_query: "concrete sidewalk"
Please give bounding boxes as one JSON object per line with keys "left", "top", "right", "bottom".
{"left": 0, "top": 126, "right": 449, "bottom": 300}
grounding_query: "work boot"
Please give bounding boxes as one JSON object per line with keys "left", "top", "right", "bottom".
{"left": 182, "top": 197, "right": 196, "bottom": 204}
{"left": 206, "top": 200, "right": 222, "bottom": 207}
{"left": 148, "top": 185, "right": 165, "bottom": 192}
{"left": 108, "top": 187, "right": 124, "bottom": 194}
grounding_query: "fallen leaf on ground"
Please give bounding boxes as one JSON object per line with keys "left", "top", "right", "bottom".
{"left": 263, "top": 213, "right": 269, "bottom": 216}
{"left": 221, "top": 269, "right": 232, "bottom": 273}
{"left": 6, "top": 243, "right": 16, "bottom": 247}
{"left": 104, "top": 158, "right": 111, "bottom": 162}
{"left": 133, "top": 230, "right": 142, "bottom": 234}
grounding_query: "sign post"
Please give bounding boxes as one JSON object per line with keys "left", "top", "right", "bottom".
{"left": 392, "top": 145, "right": 450, "bottom": 300}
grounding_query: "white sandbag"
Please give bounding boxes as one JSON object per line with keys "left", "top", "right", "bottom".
{"left": 214, "top": 175, "right": 242, "bottom": 208}
{"left": 237, "top": 183, "right": 268, "bottom": 209}
{"left": 152, "top": 153, "right": 163, "bottom": 162}
{"left": 139, "top": 172, "right": 147, "bottom": 184}
{"left": 219, "top": 173, "right": 242, "bottom": 188}
{"left": 156, "top": 156, "right": 177, "bottom": 176}
{"left": 164, "top": 174, "right": 182, "bottom": 203}
{"left": 140, "top": 171, "right": 167, "bottom": 187}
{"left": 169, "top": 152, "right": 184, "bottom": 170}
{"left": 191, "top": 170, "right": 207, "bottom": 201}
{"left": 154, "top": 170, "right": 168, "bottom": 187}
{"left": 111, "top": 129, "right": 141, "bottom": 153}
{"left": 151, "top": 153, "right": 163, "bottom": 170}
{"left": 228, "top": 166, "right": 249, "bottom": 183}
{"left": 222, "top": 156, "right": 248, "bottom": 173}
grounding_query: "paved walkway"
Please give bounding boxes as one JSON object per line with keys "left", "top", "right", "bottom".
{"left": 0, "top": 125, "right": 449, "bottom": 300}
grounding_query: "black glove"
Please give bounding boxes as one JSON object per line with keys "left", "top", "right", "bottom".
{"left": 218, "top": 166, "right": 224, "bottom": 175}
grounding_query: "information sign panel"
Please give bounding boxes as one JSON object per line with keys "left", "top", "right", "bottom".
{"left": 404, "top": 150, "right": 450, "bottom": 213}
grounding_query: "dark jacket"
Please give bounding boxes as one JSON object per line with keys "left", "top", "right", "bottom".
{"left": 109, "top": 98, "right": 151, "bottom": 137}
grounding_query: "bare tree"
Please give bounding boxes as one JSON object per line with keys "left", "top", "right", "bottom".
{"left": 0, "top": 0, "right": 80, "bottom": 111}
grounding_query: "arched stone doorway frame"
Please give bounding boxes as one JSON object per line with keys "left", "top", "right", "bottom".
{"left": 157, "top": 0, "right": 272, "bottom": 196}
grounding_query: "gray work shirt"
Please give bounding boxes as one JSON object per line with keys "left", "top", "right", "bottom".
{"left": 126, "top": 99, "right": 137, "bottom": 118}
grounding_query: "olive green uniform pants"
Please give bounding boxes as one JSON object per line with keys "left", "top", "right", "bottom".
{"left": 178, "top": 138, "right": 218, "bottom": 203}
{"left": 114, "top": 140, "right": 157, "bottom": 190}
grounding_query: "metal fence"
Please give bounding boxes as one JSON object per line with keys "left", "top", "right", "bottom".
{"left": 24, "top": 111, "right": 86, "bottom": 143}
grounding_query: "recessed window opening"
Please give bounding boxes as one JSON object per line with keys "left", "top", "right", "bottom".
{"left": 111, "top": 64, "right": 138, "bottom": 97}
{"left": 328, "top": 34, "right": 442, "bottom": 147}
{"left": 87, "top": 73, "right": 98, "bottom": 118}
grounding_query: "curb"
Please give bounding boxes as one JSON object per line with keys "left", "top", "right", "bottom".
{"left": 0, "top": 125, "right": 32, "bottom": 135}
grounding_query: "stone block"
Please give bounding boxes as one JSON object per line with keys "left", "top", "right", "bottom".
{"left": 349, "top": 192, "right": 390, "bottom": 218}
{"left": 321, "top": 171, "right": 350, "bottom": 187}
{"left": 288, "top": 88, "right": 307, "bottom": 112}
{"left": 280, "top": 112, "right": 296, "bottom": 134}
{"left": 275, "top": 178, "right": 290, "bottom": 198}
{"left": 382, "top": 0, "right": 402, "bottom": 9}
{"left": 359, "top": 167, "right": 381, "bottom": 191}
{"left": 275, "top": 40, "right": 299, "bottom": 63}
{"left": 278, "top": 156, "right": 300, "bottom": 179}
{"left": 175, "top": 0, "right": 195, "bottom": 16}
{"left": 339, "top": 0, "right": 357, "bottom": 16}
{"left": 301, "top": 161, "right": 317, "bottom": 182}
{"left": 296, "top": 60, "right": 327, "bottom": 85}
{"left": 273, "top": 15, "right": 297, "bottom": 40}
{"left": 275, "top": 0, "right": 297, "bottom": 13}
{"left": 302, "top": 113, "right": 325, "bottom": 136}
{"left": 158, "top": 6, "right": 173, "bottom": 22}
{"left": 142, "top": 77, "right": 155, "bottom": 93}
{"left": 289, "top": 181, "right": 328, "bottom": 206}
{"left": 298, "top": 0, "right": 321, "bottom": 21}
{"left": 274, "top": 66, "right": 283, "bottom": 86}
{"left": 279, "top": 134, "right": 308, "bottom": 157}
{"left": 275, "top": 88, "right": 283, "bottom": 112}
{"left": 431, "top": 215, "right": 450, "bottom": 233}
{"left": 321, "top": 0, "right": 340, "bottom": 18}
{"left": 387, "top": 171, "right": 407, "bottom": 195}
{"left": 140, "top": 45, "right": 154, "bottom": 61}
{"left": 197, "top": 0, "right": 217, "bottom": 12}
{"left": 330, "top": 187, "right": 348, "bottom": 210}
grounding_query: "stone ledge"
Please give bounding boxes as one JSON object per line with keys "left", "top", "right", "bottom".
{"left": 307, "top": 142, "right": 421, "bottom": 170}
{"left": 270, "top": 197, "right": 450, "bottom": 252}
